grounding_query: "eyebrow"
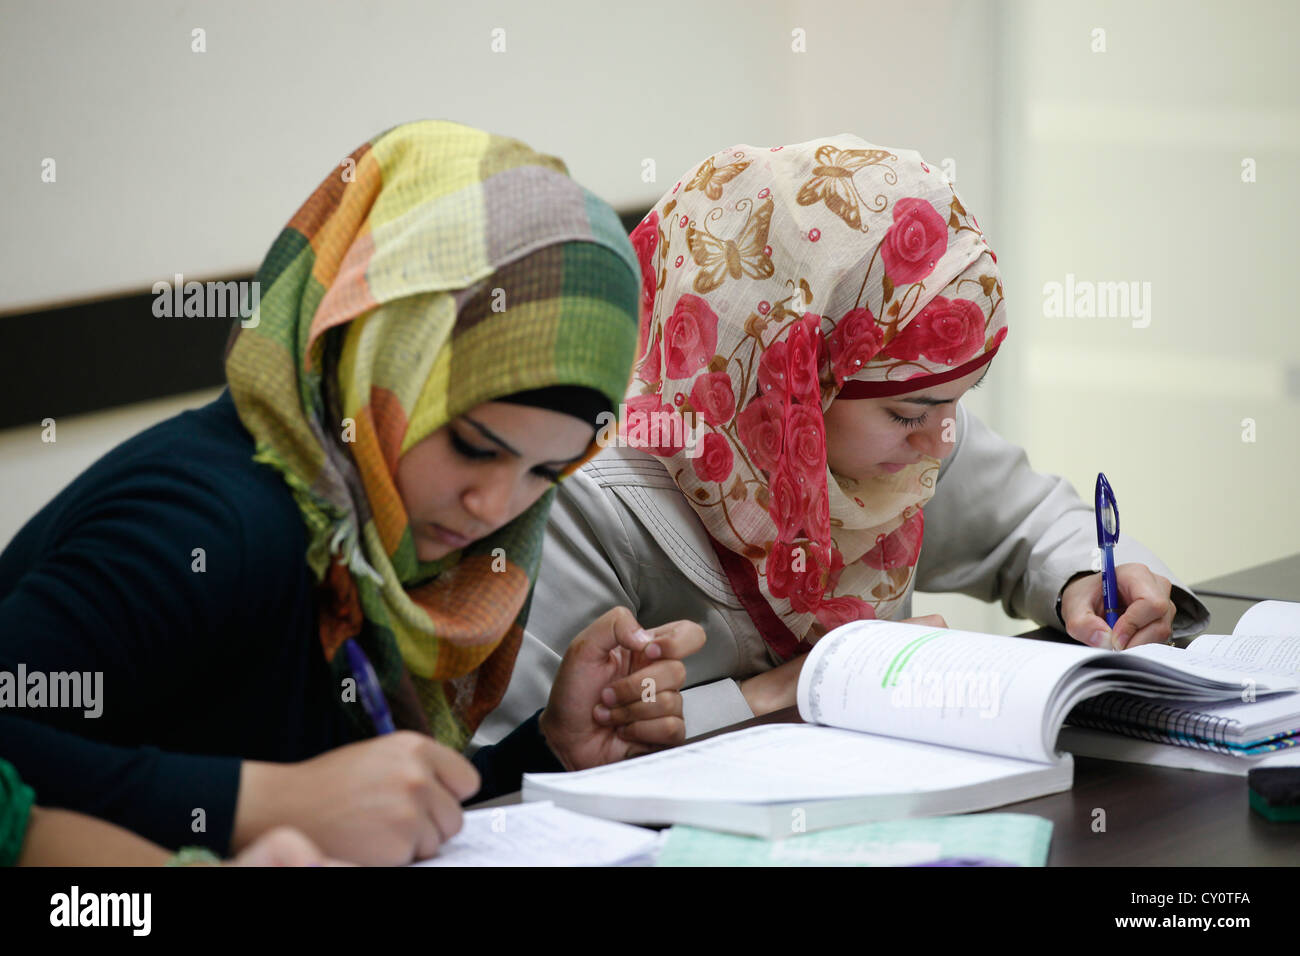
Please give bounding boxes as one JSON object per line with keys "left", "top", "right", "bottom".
{"left": 894, "top": 367, "right": 990, "bottom": 406}
{"left": 461, "top": 416, "right": 588, "bottom": 465}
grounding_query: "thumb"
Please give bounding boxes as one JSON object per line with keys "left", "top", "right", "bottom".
{"left": 580, "top": 607, "right": 654, "bottom": 661}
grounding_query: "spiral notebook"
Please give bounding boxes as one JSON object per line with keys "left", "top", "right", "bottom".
{"left": 1059, "top": 600, "right": 1300, "bottom": 770}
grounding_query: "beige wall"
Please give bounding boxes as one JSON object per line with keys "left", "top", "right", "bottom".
{"left": 2, "top": 0, "right": 1294, "bottom": 637}
{"left": 989, "top": 0, "right": 1299, "bottom": 595}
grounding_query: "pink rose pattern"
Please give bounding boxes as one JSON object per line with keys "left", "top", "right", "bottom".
{"left": 663, "top": 294, "right": 719, "bottom": 379}
{"left": 880, "top": 295, "right": 985, "bottom": 366}
{"left": 827, "top": 307, "right": 884, "bottom": 385}
{"left": 629, "top": 211, "right": 660, "bottom": 344}
{"left": 689, "top": 372, "right": 736, "bottom": 426}
{"left": 863, "top": 509, "right": 925, "bottom": 570}
{"left": 692, "top": 433, "right": 734, "bottom": 482}
{"left": 880, "top": 197, "right": 949, "bottom": 285}
{"left": 623, "top": 140, "right": 1006, "bottom": 641}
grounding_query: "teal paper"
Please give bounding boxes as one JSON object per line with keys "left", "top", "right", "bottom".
{"left": 654, "top": 813, "right": 1052, "bottom": 867}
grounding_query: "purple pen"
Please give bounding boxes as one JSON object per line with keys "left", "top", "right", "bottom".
{"left": 910, "top": 857, "right": 1019, "bottom": 867}
{"left": 343, "top": 638, "right": 396, "bottom": 735}
{"left": 1095, "top": 473, "right": 1122, "bottom": 632}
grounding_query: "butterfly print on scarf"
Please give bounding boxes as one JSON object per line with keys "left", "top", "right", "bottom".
{"left": 796, "top": 145, "right": 896, "bottom": 232}
{"left": 685, "top": 155, "right": 753, "bottom": 200}
{"left": 686, "top": 197, "right": 775, "bottom": 294}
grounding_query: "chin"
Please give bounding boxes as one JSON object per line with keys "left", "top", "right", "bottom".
{"left": 416, "top": 539, "right": 454, "bottom": 562}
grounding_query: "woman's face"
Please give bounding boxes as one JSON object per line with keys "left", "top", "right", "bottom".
{"left": 395, "top": 402, "right": 595, "bottom": 562}
{"left": 822, "top": 365, "right": 990, "bottom": 482}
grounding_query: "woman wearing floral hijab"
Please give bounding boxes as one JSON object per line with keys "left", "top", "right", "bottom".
{"left": 476, "top": 134, "right": 1210, "bottom": 745}
{"left": 0, "top": 120, "right": 702, "bottom": 865}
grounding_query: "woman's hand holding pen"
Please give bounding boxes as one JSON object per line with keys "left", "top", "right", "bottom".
{"left": 538, "top": 606, "right": 705, "bottom": 770}
{"left": 1060, "top": 562, "right": 1177, "bottom": 650}
{"left": 232, "top": 732, "right": 480, "bottom": 866}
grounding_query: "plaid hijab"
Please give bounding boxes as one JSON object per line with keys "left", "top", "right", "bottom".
{"left": 625, "top": 134, "right": 1007, "bottom": 659}
{"left": 225, "top": 120, "right": 639, "bottom": 748}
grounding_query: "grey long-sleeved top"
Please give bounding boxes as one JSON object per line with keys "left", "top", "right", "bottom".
{"left": 473, "top": 401, "right": 1211, "bottom": 747}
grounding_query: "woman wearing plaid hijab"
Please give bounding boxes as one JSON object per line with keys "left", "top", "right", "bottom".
{"left": 477, "top": 134, "right": 1209, "bottom": 747}
{"left": 0, "top": 121, "right": 702, "bottom": 865}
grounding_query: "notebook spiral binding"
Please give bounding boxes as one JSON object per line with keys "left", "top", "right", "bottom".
{"left": 1067, "top": 692, "right": 1240, "bottom": 754}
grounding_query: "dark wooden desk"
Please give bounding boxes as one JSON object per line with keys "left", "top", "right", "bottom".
{"left": 1192, "top": 553, "right": 1299, "bottom": 602}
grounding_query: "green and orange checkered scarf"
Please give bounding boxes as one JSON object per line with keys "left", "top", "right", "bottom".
{"left": 224, "top": 120, "right": 639, "bottom": 749}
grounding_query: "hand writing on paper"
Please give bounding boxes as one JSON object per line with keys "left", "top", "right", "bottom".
{"left": 233, "top": 732, "right": 480, "bottom": 866}
{"left": 538, "top": 607, "right": 705, "bottom": 770}
{"left": 1060, "top": 562, "right": 1176, "bottom": 650}
{"left": 738, "top": 614, "right": 949, "bottom": 716}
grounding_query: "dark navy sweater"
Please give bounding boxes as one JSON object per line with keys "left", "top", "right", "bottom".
{"left": 0, "top": 390, "right": 559, "bottom": 855}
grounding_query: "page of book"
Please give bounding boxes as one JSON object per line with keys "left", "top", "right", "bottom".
{"left": 1184, "top": 632, "right": 1300, "bottom": 676}
{"left": 1111, "top": 642, "right": 1299, "bottom": 691}
{"left": 1234, "top": 600, "right": 1300, "bottom": 638}
{"left": 796, "top": 620, "right": 1104, "bottom": 763}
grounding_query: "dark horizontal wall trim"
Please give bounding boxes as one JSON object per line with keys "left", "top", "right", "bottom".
{"left": 0, "top": 208, "right": 652, "bottom": 431}
{"left": 0, "top": 280, "right": 248, "bottom": 431}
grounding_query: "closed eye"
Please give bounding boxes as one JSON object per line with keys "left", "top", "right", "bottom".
{"left": 888, "top": 410, "right": 928, "bottom": 429}
{"left": 450, "top": 430, "right": 495, "bottom": 461}
{"left": 450, "top": 430, "right": 564, "bottom": 484}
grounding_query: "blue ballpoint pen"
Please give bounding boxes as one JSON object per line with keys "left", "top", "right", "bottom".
{"left": 343, "top": 638, "right": 396, "bottom": 735}
{"left": 1095, "top": 473, "right": 1122, "bottom": 647}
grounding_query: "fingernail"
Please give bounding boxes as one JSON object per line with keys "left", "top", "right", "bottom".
{"left": 1089, "top": 630, "right": 1109, "bottom": 648}
{"left": 594, "top": 705, "right": 610, "bottom": 722}
{"left": 601, "top": 687, "right": 616, "bottom": 706}
{"left": 631, "top": 628, "right": 652, "bottom": 646}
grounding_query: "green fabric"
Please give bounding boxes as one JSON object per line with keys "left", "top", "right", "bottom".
{"left": 0, "top": 758, "right": 34, "bottom": 867}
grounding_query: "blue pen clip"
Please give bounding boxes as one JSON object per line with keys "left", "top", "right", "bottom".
{"left": 1095, "top": 473, "right": 1121, "bottom": 633}
{"left": 343, "top": 638, "right": 396, "bottom": 735}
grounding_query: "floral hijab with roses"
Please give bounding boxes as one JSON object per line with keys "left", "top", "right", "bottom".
{"left": 624, "top": 134, "right": 1008, "bottom": 659}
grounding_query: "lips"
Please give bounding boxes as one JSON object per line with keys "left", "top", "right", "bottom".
{"left": 428, "top": 523, "right": 473, "bottom": 548}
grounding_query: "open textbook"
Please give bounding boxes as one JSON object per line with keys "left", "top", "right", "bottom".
{"left": 1058, "top": 600, "right": 1300, "bottom": 774}
{"left": 522, "top": 619, "right": 1298, "bottom": 838}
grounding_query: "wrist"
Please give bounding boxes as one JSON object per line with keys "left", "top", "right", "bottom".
{"left": 1056, "top": 570, "right": 1095, "bottom": 628}
{"left": 536, "top": 709, "right": 576, "bottom": 772}
{"left": 739, "top": 673, "right": 775, "bottom": 716}
{"left": 231, "top": 760, "right": 287, "bottom": 853}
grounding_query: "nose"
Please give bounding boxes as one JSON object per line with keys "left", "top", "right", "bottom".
{"left": 461, "top": 470, "right": 515, "bottom": 531}
{"left": 909, "top": 412, "right": 956, "bottom": 460}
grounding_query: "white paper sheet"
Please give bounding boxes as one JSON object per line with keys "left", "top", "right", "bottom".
{"left": 410, "top": 801, "right": 661, "bottom": 867}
